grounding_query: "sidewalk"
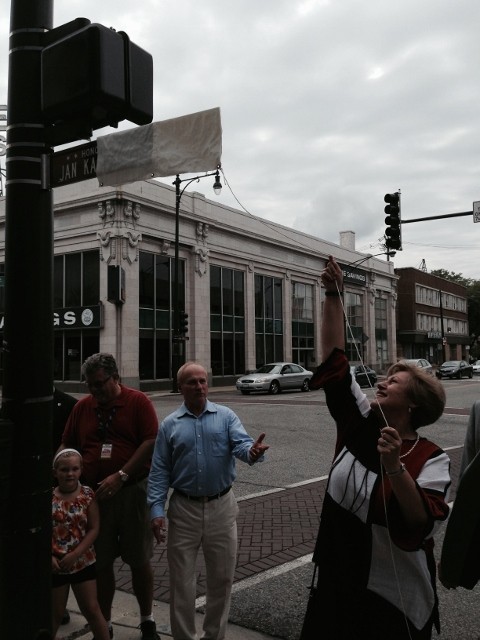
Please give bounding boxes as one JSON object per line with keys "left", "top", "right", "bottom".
{"left": 60, "top": 445, "right": 463, "bottom": 640}
{"left": 62, "top": 588, "right": 273, "bottom": 640}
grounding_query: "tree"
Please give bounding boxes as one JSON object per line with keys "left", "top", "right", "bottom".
{"left": 430, "top": 269, "right": 473, "bottom": 287}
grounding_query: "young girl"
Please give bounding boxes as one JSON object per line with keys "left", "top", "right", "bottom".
{"left": 52, "top": 448, "right": 110, "bottom": 640}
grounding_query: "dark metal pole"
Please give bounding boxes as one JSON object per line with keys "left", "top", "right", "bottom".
{"left": 170, "top": 170, "right": 221, "bottom": 391}
{"left": 171, "top": 175, "right": 182, "bottom": 393}
{"left": 402, "top": 211, "right": 473, "bottom": 224}
{"left": 439, "top": 289, "right": 446, "bottom": 363}
{"left": 0, "top": 2, "right": 54, "bottom": 638}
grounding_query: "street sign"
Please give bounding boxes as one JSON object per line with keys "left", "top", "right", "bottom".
{"left": 51, "top": 140, "right": 97, "bottom": 187}
{"left": 473, "top": 201, "right": 480, "bottom": 223}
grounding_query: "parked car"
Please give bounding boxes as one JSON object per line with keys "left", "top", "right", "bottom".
{"left": 472, "top": 360, "right": 480, "bottom": 375}
{"left": 401, "top": 358, "right": 434, "bottom": 376}
{"left": 236, "top": 362, "right": 313, "bottom": 395}
{"left": 350, "top": 364, "right": 377, "bottom": 388}
{"left": 436, "top": 360, "right": 473, "bottom": 380}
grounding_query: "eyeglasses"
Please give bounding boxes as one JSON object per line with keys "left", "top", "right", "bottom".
{"left": 85, "top": 375, "right": 112, "bottom": 390}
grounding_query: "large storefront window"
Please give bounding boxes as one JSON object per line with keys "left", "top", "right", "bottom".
{"left": 210, "top": 265, "right": 245, "bottom": 376}
{"left": 255, "top": 274, "right": 283, "bottom": 367}
{"left": 375, "top": 297, "right": 388, "bottom": 368}
{"left": 139, "top": 251, "right": 184, "bottom": 380}
{"left": 292, "top": 282, "right": 314, "bottom": 369}
{"left": 345, "top": 291, "right": 364, "bottom": 363}
{"left": 54, "top": 250, "right": 100, "bottom": 381}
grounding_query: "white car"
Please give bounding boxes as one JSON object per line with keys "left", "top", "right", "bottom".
{"left": 472, "top": 360, "right": 480, "bottom": 375}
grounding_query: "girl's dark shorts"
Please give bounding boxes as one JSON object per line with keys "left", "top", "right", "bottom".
{"left": 52, "top": 562, "right": 96, "bottom": 587}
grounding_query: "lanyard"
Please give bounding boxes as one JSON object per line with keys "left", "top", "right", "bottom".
{"left": 96, "top": 407, "right": 116, "bottom": 442}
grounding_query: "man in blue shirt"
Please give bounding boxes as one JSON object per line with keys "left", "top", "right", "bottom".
{"left": 148, "top": 361, "right": 269, "bottom": 640}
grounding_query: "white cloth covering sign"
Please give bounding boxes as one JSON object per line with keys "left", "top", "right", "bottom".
{"left": 96, "top": 107, "right": 222, "bottom": 186}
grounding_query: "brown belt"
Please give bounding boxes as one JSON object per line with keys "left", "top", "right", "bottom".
{"left": 175, "top": 486, "right": 232, "bottom": 503}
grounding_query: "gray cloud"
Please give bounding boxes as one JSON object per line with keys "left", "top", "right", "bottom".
{"left": 1, "top": 0, "right": 480, "bottom": 277}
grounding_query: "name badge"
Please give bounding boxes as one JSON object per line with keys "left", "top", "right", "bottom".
{"left": 101, "top": 443, "right": 113, "bottom": 459}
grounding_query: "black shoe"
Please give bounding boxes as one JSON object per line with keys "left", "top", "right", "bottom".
{"left": 140, "top": 620, "right": 160, "bottom": 640}
{"left": 61, "top": 610, "right": 70, "bottom": 625}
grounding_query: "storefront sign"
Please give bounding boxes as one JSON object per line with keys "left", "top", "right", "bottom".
{"left": 340, "top": 264, "right": 367, "bottom": 286}
{"left": 54, "top": 305, "right": 103, "bottom": 329}
{"left": 427, "top": 331, "right": 442, "bottom": 339}
{"left": 0, "top": 304, "right": 104, "bottom": 331}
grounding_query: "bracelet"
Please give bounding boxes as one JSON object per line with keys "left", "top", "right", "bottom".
{"left": 325, "top": 290, "right": 343, "bottom": 297}
{"left": 385, "top": 463, "right": 406, "bottom": 477}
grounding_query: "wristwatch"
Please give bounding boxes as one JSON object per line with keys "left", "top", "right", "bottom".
{"left": 118, "top": 469, "right": 129, "bottom": 482}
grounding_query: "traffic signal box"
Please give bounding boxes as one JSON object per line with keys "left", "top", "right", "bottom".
{"left": 384, "top": 192, "right": 402, "bottom": 251}
{"left": 41, "top": 20, "right": 153, "bottom": 145}
{"left": 107, "top": 265, "right": 126, "bottom": 305}
{"left": 179, "top": 311, "right": 189, "bottom": 336}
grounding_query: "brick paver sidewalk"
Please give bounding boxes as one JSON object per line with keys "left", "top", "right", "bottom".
{"left": 114, "top": 447, "right": 462, "bottom": 603}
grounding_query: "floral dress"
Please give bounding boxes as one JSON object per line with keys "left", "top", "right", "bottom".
{"left": 52, "top": 484, "right": 96, "bottom": 574}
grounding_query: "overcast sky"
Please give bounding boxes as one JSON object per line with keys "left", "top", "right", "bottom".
{"left": 2, "top": 0, "right": 480, "bottom": 278}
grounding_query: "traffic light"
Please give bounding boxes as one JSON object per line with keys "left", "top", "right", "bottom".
{"left": 41, "top": 21, "right": 153, "bottom": 145}
{"left": 179, "top": 311, "right": 189, "bottom": 336}
{"left": 384, "top": 192, "right": 402, "bottom": 250}
{"left": 107, "top": 265, "right": 125, "bottom": 305}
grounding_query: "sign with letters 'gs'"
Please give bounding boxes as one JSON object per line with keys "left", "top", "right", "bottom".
{"left": 0, "top": 304, "right": 103, "bottom": 332}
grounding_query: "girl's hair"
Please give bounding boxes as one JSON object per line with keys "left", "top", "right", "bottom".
{"left": 387, "top": 361, "right": 446, "bottom": 428}
{"left": 53, "top": 448, "right": 82, "bottom": 469}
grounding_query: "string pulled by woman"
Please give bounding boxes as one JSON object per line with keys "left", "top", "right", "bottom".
{"left": 300, "top": 256, "right": 451, "bottom": 640}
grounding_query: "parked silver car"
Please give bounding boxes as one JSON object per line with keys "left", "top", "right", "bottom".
{"left": 236, "top": 362, "right": 313, "bottom": 395}
{"left": 401, "top": 358, "right": 434, "bottom": 376}
{"left": 472, "top": 360, "right": 480, "bottom": 375}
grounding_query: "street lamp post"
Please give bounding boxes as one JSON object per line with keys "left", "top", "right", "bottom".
{"left": 439, "top": 288, "right": 447, "bottom": 363}
{"left": 171, "top": 167, "right": 222, "bottom": 392}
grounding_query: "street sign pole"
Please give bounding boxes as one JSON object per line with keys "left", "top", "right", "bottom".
{"left": 0, "top": 2, "right": 55, "bottom": 638}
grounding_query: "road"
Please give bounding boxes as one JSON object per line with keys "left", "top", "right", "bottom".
{"left": 146, "top": 377, "right": 480, "bottom": 640}
{"left": 149, "top": 377, "right": 476, "bottom": 496}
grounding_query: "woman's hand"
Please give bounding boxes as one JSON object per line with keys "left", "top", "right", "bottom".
{"left": 378, "top": 426, "right": 403, "bottom": 473}
{"left": 320, "top": 256, "right": 343, "bottom": 292}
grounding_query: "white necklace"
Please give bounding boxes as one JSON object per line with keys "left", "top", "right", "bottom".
{"left": 400, "top": 434, "right": 420, "bottom": 459}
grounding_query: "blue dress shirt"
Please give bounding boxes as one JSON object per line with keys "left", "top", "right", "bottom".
{"left": 148, "top": 399, "right": 261, "bottom": 519}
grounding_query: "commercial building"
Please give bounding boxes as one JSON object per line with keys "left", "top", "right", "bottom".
{"left": 395, "top": 267, "right": 470, "bottom": 365}
{"left": 0, "top": 178, "right": 398, "bottom": 391}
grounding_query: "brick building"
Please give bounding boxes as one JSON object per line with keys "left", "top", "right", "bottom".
{"left": 395, "top": 267, "right": 469, "bottom": 365}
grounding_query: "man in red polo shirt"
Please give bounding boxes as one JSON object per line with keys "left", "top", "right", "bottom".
{"left": 60, "top": 353, "right": 160, "bottom": 640}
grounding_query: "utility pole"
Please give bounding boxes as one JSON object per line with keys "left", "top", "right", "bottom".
{"left": 0, "top": 1, "right": 55, "bottom": 638}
